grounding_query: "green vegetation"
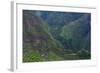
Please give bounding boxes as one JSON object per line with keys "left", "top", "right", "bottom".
{"left": 23, "top": 10, "right": 91, "bottom": 62}
{"left": 23, "top": 49, "right": 43, "bottom": 62}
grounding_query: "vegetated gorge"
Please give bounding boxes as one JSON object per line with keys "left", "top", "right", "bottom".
{"left": 23, "top": 10, "right": 91, "bottom": 62}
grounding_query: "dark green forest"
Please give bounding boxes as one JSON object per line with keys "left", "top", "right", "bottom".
{"left": 23, "top": 10, "right": 91, "bottom": 62}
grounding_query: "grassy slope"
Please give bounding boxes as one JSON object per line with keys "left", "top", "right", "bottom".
{"left": 23, "top": 48, "right": 64, "bottom": 62}
{"left": 23, "top": 11, "right": 64, "bottom": 62}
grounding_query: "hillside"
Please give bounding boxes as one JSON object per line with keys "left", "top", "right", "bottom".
{"left": 23, "top": 10, "right": 91, "bottom": 62}
{"left": 23, "top": 10, "right": 64, "bottom": 62}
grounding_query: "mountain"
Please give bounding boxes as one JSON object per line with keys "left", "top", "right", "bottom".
{"left": 40, "top": 11, "right": 84, "bottom": 38}
{"left": 23, "top": 10, "right": 64, "bottom": 62}
{"left": 23, "top": 10, "right": 91, "bottom": 62}
{"left": 60, "top": 14, "right": 91, "bottom": 51}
